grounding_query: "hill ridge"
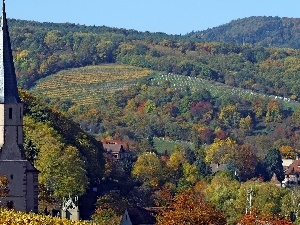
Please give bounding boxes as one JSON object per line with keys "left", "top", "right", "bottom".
{"left": 188, "top": 16, "right": 300, "bottom": 49}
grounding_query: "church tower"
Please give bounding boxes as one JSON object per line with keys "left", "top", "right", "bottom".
{"left": 0, "top": 0, "right": 38, "bottom": 212}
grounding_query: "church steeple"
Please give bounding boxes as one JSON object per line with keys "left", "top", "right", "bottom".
{"left": 0, "top": 1, "right": 38, "bottom": 213}
{"left": 0, "top": 0, "right": 21, "bottom": 103}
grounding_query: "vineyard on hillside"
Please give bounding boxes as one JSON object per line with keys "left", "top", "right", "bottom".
{"left": 30, "top": 64, "right": 153, "bottom": 105}
{"left": 151, "top": 74, "right": 300, "bottom": 111}
{"left": 31, "top": 63, "right": 300, "bottom": 112}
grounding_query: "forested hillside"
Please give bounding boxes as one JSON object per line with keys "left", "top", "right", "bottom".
{"left": 8, "top": 17, "right": 300, "bottom": 223}
{"left": 7, "top": 18, "right": 300, "bottom": 100}
{"left": 188, "top": 16, "right": 300, "bottom": 49}
{"left": 9, "top": 16, "right": 300, "bottom": 163}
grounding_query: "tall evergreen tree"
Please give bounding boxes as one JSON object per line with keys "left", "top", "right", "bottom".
{"left": 264, "top": 148, "right": 285, "bottom": 182}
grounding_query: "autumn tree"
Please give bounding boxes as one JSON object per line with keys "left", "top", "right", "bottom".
{"left": 166, "top": 149, "right": 186, "bottom": 185}
{"left": 92, "top": 192, "right": 126, "bottom": 225}
{"left": 205, "top": 137, "right": 237, "bottom": 164}
{"left": 190, "top": 101, "right": 213, "bottom": 122}
{"left": 281, "top": 188, "right": 300, "bottom": 223}
{"left": 192, "top": 124, "right": 214, "bottom": 145}
{"left": 239, "top": 115, "right": 252, "bottom": 134}
{"left": 92, "top": 208, "right": 120, "bottom": 225}
{"left": 94, "top": 192, "right": 129, "bottom": 216}
{"left": 156, "top": 185, "right": 226, "bottom": 225}
{"left": 280, "top": 145, "right": 296, "bottom": 159}
{"left": 179, "top": 163, "right": 201, "bottom": 189}
{"left": 24, "top": 117, "right": 88, "bottom": 199}
{"left": 219, "top": 104, "right": 241, "bottom": 128}
{"left": 235, "top": 180, "right": 289, "bottom": 218}
{"left": 292, "top": 110, "right": 300, "bottom": 128}
{"left": 252, "top": 98, "right": 266, "bottom": 119}
{"left": 238, "top": 209, "right": 294, "bottom": 225}
{"left": 132, "top": 152, "right": 163, "bottom": 188}
{"left": 204, "top": 171, "right": 240, "bottom": 223}
{"left": 265, "top": 99, "right": 282, "bottom": 123}
{"left": 151, "top": 186, "right": 173, "bottom": 207}
{"left": 233, "top": 144, "right": 258, "bottom": 181}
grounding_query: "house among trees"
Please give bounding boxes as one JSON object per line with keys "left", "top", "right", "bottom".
{"left": 102, "top": 140, "right": 132, "bottom": 160}
{"left": 0, "top": 1, "right": 38, "bottom": 212}
{"left": 283, "top": 157, "right": 300, "bottom": 186}
{"left": 210, "top": 163, "right": 227, "bottom": 174}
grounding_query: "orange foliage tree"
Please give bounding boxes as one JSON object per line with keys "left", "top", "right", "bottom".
{"left": 156, "top": 184, "right": 226, "bottom": 225}
{"left": 238, "top": 209, "right": 294, "bottom": 225}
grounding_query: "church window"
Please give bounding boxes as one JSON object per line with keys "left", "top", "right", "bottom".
{"left": 10, "top": 174, "right": 13, "bottom": 179}
{"left": 9, "top": 108, "right": 12, "bottom": 119}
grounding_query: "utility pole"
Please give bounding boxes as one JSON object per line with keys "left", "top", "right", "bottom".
{"left": 246, "top": 187, "right": 253, "bottom": 215}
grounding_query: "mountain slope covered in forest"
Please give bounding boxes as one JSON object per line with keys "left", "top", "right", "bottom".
{"left": 188, "top": 16, "right": 300, "bottom": 49}
{"left": 7, "top": 14, "right": 300, "bottom": 224}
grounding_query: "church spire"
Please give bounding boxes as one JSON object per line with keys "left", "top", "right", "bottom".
{"left": 0, "top": 0, "right": 21, "bottom": 103}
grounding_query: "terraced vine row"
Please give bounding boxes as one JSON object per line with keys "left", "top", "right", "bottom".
{"left": 151, "top": 73, "right": 300, "bottom": 111}
{"left": 31, "top": 64, "right": 300, "bottom": 111}
{"left": 30, "top": 64, "right": 152, "bottom": 105}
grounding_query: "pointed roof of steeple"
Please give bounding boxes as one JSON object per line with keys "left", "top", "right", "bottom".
{"left": 0, "top": 0, "right": 21, "bottom": 103}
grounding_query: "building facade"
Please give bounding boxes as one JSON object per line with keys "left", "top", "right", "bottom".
{"left": 0, "top": 1, "right": 38, "bottom": 212}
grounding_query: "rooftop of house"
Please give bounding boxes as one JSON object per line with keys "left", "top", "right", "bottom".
{"left": 285, "top": 158, "right": 300, "bottom": 175}
{"left": 101, "top": 139, "right": 124, "bottom": 145}
{"left": 125, "top": 207, "right": 156, "bottom": 225}
{"left": 210, "top": 163, "right": 227, "bottom": 174}
{"left": 282, "top": 159, "right": 295, "bottom": 168}
{"left": 103, "top": 143, "right": 125, "bottom": 153}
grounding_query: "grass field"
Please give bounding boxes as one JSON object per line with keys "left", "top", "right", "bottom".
{"left": 153, "top": 137, "right": 194, "bottom": 154}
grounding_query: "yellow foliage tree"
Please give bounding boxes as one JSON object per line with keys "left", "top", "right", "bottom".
{"left": 265, "top": 100, "right": 282, "bottom": 123}
{"left": 280, "top": 145, "right": 296, "bottom": 159}
{"left": 182, "top": 163, "right": 200, "bottom": 184}
{"left": 219, "top": 104, "right": 241, "bottom": 128}
{"left": 205, "top": 137, "right": 237, "bottom": 164}
{"left": 167, "top": 150, "right": 186, "bottom": 171}
{"left": 24, "top": 117, "right": 88, "bottom": 199}
{"left": 15, "top": 49, "right": 30, "bottom": 60}
{"left": 239, "top": 115, "right": 252, "bottom": 132}
{"left": 0, "top": 208, "right": 90, "bottom": 224}
{"left": 132, "top": 152, "right": 163, "bottom": 188}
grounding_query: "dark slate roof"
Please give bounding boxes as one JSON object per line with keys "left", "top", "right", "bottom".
{"left": 127, "top": 207, "right": 156, "bottom": 225}
{"left": 0, "top": 1, "right": 21, "bottom": 103}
